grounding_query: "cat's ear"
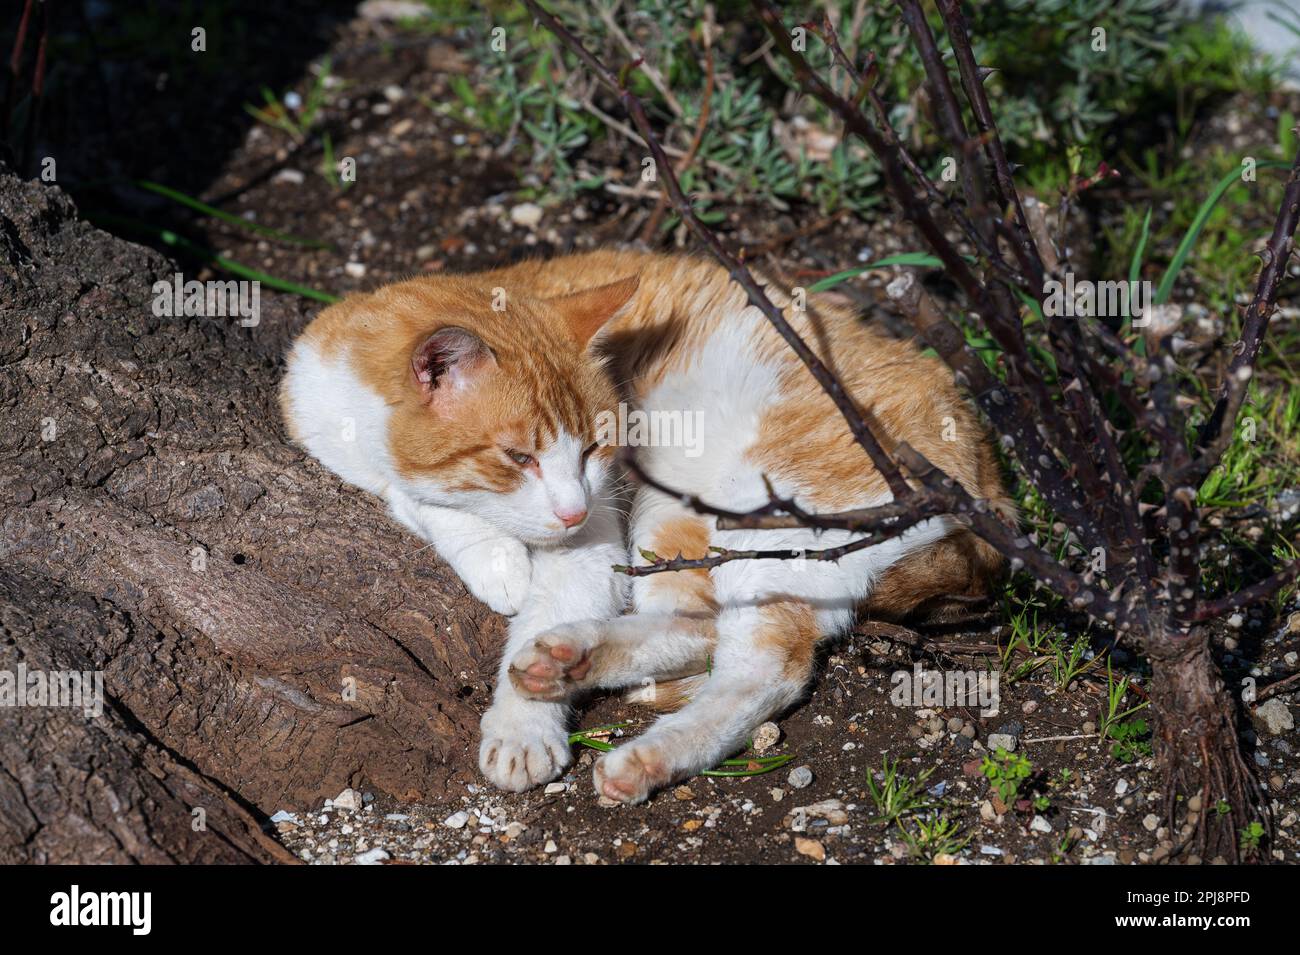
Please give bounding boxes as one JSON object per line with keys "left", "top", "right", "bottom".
{"left": 548, "top": 274, "right": 639, "bottom": 346}
{"left": 410, "top": 326, "right": 495, "bottom": 412}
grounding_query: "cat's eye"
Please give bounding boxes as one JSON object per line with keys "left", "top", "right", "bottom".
{"left": 505, "top": 449, "right": 535, "bottom": 467}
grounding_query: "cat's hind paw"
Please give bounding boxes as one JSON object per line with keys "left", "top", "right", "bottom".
{"left": 507, "top": 620, "right": 604, "bottom": 702}
{"left": 593, "top": 740, "right": 673, "bottom": 805}
{"left": 478, "top": 703, "right": 572, "bottom": 792}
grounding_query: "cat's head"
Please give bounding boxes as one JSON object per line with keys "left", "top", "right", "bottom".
{"left": 379, "top": 273, "right": 637, "bottom": 546}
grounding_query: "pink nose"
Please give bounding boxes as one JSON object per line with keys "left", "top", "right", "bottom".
{"left": 556, "top": 508, "right": 587, "bottom": 528}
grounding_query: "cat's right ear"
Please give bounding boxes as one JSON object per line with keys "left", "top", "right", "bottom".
{"left": 410, "top": 326, "right": 496, "bottom": 413}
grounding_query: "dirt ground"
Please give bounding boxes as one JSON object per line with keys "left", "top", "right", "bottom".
{"left": 25, "top": 5, "right": 1299, "bottom": 864}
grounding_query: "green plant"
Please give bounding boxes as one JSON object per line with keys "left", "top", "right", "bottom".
{"left": 1098, "top": 658, "right": 1150, "bottom": 742}
{"left": 897, "top": 812, "right": 970, "bottom": 863}
{"left": 1107, "top": 718, "right": 1153, "bottom": 764}
{"left": 245, "top": 58, "right": 335, "bottom": 143}
{"left": 1239, "top": 821, "right": 1266, "bottom": 854}
{"left": 865, "top": 757, "right": 936, "bottom": 825}
{"left": 981, "top": 748, "right": 1033, "bottom": 805}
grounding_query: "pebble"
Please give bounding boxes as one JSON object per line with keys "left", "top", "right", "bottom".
{"left": 752, "top": 722, "right": 781, "bottom": 752}
{"left": 271, "top": 168, "right": 305, "bottom": 185}
{"left": 788, "top": 765, "right": 814, "bottom": 789}
{"left": 1142, "top": 813, "right": 1160, "bottom": 832}
{"left": 344, "top": 261, "right": 367, "bottom": 278}
{"left": 987, "top": 733, "right": 1017, "bottom": 752}
{"left": 544, "top": 840, "right": 558, "bottom": 853}
{"left": 797, "top": 799, "right": 849, "bottom": 826}
{"left": 544, "top": 782, "right": 567, "bottom": 795}
{"left": 794, "top": 837, "right": 826, "bottom": 861}
{"left": 1115, "top": 778, "right": 1129, "bottom": 796}
{"left": 1254, "top": 698, "right": 1294, "bottom": 735}
{"left": 510, "top": 203, "right": 543, "bottom": 228}
{"left": 444, "top": 811, "right": 470, "bottom": 829}
{"left": 947, "top": 717, "right": 964, "bottom": 733}
{"left": 1029, "top": 815, "right": 1052, "bottom": 833}
{"left": 1082, "top": 721, "right": 1097, "bottom": 735}
{"left": 674, "top": 786, "right": 695, "bottom": 801}
{"left": 332, "top": 788, "right": 362, "bottom": 811}
{"left": 353, "top": 848, "right": 389, "bottom": 865}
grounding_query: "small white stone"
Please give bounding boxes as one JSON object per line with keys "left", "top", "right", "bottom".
{"left": 544, "top": 782, "right": 567, "bottom": 795}
{"left": 332, "top": 788, "right": 362, "bottom": 811}
{"left": 510, "top": 203, "right": 544, "bottom": 228}
{"left": 344, "top": 261, "right": 367, "bottom": 278}
{"left": 444, "top": 810, "right": 470, "bottom": 829}
{"left": 354, "top": 847, "right": 389, "bottom": 865}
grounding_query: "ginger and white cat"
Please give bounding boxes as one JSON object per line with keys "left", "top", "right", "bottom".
{"left": 280, "top": 250, "right": 1008, "bottom": 803}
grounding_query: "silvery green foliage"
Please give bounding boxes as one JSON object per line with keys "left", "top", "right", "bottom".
{"left": 438, "top": 0, "right": 1264, "bottom": 210}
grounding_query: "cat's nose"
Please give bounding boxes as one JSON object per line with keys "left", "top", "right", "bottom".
{"left": 555, "top": 507, "right": 587, "bottom": 528}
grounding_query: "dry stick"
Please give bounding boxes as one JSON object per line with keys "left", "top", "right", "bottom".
{"left": 934, "top": 0, "right": 1038, "bottom": 268}
{"left": 1187, "top": 145, "right": 1300, "bottom": 484}
{"left": 815, "top": 20, "right": 1029, "bottom": 289}
{"left": 891, "top": 442, "right": 1137, "bottom": 633}
{"left": 1193, "top": 548, "right": 1300, "bottom": 623}
{"left": 898, "top": 0, "right": 1108, "bottom": 495}
{"left": 641, "top": 18, "right": 714, "bottom": 243}
{"left": 750, "top": 0, "right": 1104, "bottom": 553}
{"left": 619, "top": 448, "right": 941, "bottom": 535}
{"left": 522, "top": 0, "right": 913, "bottom": 501}
{"left": 885, "top": 275, "right": 1145, "bottom": 631}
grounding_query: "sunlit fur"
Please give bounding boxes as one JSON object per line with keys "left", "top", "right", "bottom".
{"left": 281, "top": 250, "right": 1011, "bottom": 800}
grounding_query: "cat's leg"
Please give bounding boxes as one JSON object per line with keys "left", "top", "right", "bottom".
{"left": 385, "top": 490, "right": 531, "bottom": 615}
{"left": 478, "top": 500, "right": 630, "bottom": 791}
{"left": 592, "top": 518, "right": 951, "bottom": 803}
{"left": 508, "top": 494, "right": 718, "bottom": 703}
{"left": 508, "top": 612, "right": 715, "bottom": 702}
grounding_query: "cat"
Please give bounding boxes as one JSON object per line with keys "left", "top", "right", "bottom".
{"left": 279, "top": 249, "right": 1010, "bottom": 803}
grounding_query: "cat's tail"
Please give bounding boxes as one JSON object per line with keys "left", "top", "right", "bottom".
{"left": 622, "top": 673, "right": 709, "bottom": 712}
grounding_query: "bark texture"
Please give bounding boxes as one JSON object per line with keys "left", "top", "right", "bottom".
{"left": 0, "top": 166, "right": 506, "bottom": 862}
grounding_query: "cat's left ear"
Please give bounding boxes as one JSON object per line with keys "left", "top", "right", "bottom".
{"left": 548, "top": 275, "right": 639, "bottom": 347}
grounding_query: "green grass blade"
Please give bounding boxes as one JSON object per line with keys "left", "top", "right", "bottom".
{"left": 809, "top": 252, "right": 945, "bottom": 292}
{"left": 135, "top": 180, "right": 331, "bottom": 249}
{"left": 1155, "top": 160, "right": 1289, "bottom": 304}
{"left": 89, "top": 212, "right": 339, "bottom": 304}
{"left": 1128, "top": 206, "right": 1152, "bottom": 286}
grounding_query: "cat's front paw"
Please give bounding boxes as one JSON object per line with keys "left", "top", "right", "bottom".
{"left": 593, "top": 740, "right": 674, "bottom": 804}
{"left": 507, "top": 620, "right": 604, "bottom": 702}
{"left": 450, "top": 538, "right": 532, "bottom": 616}
{"left": 479, "top": 702, "right": 572, "bottom": 792}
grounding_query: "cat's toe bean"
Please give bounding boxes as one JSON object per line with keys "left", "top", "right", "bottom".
{"left": 593, "top": 742, "right": 672, "bottom": 804}
{"left": 508, "top": 623, "right": 601, "bottom": 701}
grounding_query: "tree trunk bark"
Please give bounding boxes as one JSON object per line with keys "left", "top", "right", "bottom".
{"left": 1145, "top": 627, "right": 1269, "bottom": 862}
{"left": 0, "top": 166, "right": 506, "bottom": 862}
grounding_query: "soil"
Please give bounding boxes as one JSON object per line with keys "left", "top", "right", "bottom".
{"left": 4, "top": 3, "right": 1298, "bottom": 864}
